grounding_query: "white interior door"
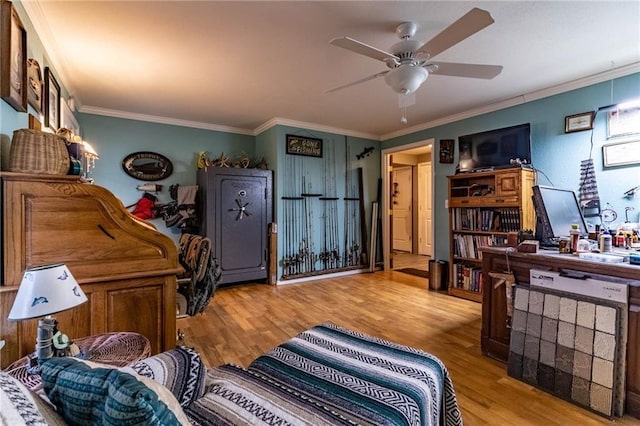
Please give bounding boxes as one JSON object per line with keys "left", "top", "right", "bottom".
{"left": 392, "top": 166, "right": 412, "bottom": 252}
{"left": 418, "top": 162, "right": 433, "bottom": 256}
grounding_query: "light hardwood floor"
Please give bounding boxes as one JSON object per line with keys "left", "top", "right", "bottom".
{"left": 177, "top": 270, "right": 639, "bottom": 425}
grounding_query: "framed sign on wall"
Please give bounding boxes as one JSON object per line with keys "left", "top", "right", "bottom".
{"left": 286, "top": 134, "right": 323, "bottom": 158}
{"left": 603, "top": 139, "right": 640, "bottom": 168}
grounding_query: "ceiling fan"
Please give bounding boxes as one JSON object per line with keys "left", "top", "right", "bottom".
{"left": 326, "top": 8, "right": 503, "bottom": 96}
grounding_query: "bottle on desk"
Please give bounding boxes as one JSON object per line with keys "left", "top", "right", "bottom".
{"left": 599, "top": 230, "right": 612, "bottom": 253}
{"left": 570, "top": 224, "right": 580, "bottom": 253}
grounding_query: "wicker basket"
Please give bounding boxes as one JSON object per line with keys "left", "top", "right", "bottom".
{"left": 9, "top": 129, "right": 70, "bottom": 175}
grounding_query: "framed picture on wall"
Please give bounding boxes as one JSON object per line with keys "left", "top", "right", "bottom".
{"left": 27, "top": 58, "right": 43, "bottom": 113}
{"left": 0, "top": 0, "right": 28, "bottom": 112}
{"left": 564, "top": 111, "right": 594, "bottom": 133}
{"left": 439, "top": 139, "right": 454, "bottom": 163}
{"left": 44, "top": 67, "right": 60, "bottom": 131}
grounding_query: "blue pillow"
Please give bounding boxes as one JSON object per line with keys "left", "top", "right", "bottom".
{"left": 41, "top": 357, "right": 190, "bottom": 426}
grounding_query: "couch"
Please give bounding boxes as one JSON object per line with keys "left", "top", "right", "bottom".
{"left": 1, "top": 323, "right": 462, "bottom": 426}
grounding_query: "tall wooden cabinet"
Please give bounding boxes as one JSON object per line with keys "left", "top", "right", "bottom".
{"left": 447, "top": 168, "right": 536, "bottom": 302}
{"left": 197, "top": 167, "right": 273, "bottom": 285}
{"left": 0, "top": 173, "right": 181, "bottom": 368}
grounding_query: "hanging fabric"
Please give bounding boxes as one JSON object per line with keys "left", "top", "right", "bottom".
{"left": 579, "top": 158, "right": 601, "bottom": 217}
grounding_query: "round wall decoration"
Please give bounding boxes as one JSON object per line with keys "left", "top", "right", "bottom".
{"left": 122, "top": 151, "right": 173, "bottom": 181}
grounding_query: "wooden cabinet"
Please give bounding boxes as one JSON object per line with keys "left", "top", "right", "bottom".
{"left": 447, "top": 168, "right": 536, "bottom": 302}
{"left": 481, "top": 247, "right": 640, "bottom": 418}
{"left": 0, "top": 173, "right": 182, "bottom": 368}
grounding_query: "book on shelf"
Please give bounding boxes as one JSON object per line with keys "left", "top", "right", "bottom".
{"left": 452, "top": 233, "right": 509, "bottom": 259}
{"left": 452, "top": 263, "right": 483, "bottom": 293}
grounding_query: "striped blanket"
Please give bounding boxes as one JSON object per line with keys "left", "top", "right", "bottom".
{"left": 186, "top": 323, "right": 462, "bottom": 426}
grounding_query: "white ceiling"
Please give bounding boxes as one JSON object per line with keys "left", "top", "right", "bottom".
{"left": 23, "top": 1, "right": 640, "bottom": 140}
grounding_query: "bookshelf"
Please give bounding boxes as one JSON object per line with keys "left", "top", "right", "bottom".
{"left": 447, "top": 168, "right": 537, "bottom": 302}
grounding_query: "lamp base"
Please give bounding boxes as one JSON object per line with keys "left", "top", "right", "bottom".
{"left": 36, "top": 317, "right": 57, "bottom": 364}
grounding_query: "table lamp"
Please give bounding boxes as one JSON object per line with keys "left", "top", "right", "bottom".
{"left": 8, "top": 264, "right": 88, "bottom": 366}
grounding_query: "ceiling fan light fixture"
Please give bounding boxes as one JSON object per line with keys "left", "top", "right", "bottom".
{"left": 384, "top": 65, "right": 428, "bottom": 95}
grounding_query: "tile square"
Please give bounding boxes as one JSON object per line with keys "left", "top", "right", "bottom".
{"left": 573, "top": 351, "right": 592, "bottom": 381}
{"left": 576, "top": 301, "right": 595, "bottom": 329}
{"left": 574, "top": 326, "right": 594, "bottom": 355}
{"left": 572, "top": 376, "right": 590, "bottom": 406}
{"left": 523, "top": 356, "right": 538, "bottom": 385}
{"left": 554, "top": 369, "right": 573, "bottom": 398}
{"left": 592, "top": 357, "right": 614, "bottom": 388}
{"left": 559, "top": 297, "right": 577, "bottom": 323}
{"left": 526, "top": 313, "right": 542, "bottom": 338}
{"left": 524, "top": 334, "right": 540, "bottom": 360}
{"left": 593, "top": 331, "right": 616, "bottom": 361}
{"left": 541, "top": 317, "right": 558, "bottom": 342}
{"left": 514, "top": 288, "right": 529, "bottom": 311}
{"left": 595, "top": 305, "right": 617, "bottom": 334}
{"left": 510, "top": 330, "right": 526, "bottom": 355}
{"left": 556, "top": 345, "right": 574, "bottom": 374}
{"left": 508, "top": 352, "right": 523, "bottom": 380}
{"left": 539, "top": 339, "right": 556, "bottom": 367}
{"left": 537, "top": 363, "right": 555, "bottom": 391}
{"left": 543, "top": 294, "right": 560, "bottom": 319}
{"left": 512, "top": 309, "right": 527, "bottom": 333}
{"left": 590, "top": 382, "right": 613, "bottom": 416}
{"left": 529, "top": 290, "right": 544, "bottom": 315}
{"left": 557, "top": 321, "right": 575, "bottom": 348}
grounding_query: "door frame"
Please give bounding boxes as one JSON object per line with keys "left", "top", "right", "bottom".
{"left": 381, "top": 139, "right": 434, "bottom": 271}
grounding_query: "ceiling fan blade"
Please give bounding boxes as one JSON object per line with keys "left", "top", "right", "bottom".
{"left": 330, "top": 37, "right": 399, "bottom": 63}
{"left": 325, "top": 70, "right": 389, "bottom": 93}
{"left": 428, "top": 62, "right": 503, "bottom": 79}
{"left": 418, "top": 8, "right": 495, "bottom": 59}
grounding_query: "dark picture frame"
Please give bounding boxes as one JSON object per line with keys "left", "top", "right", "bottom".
{"left": 286, "top": 134, "right": 323, "bottom": 157}
{"left": 27, "top": 58, "right": 42, "bottom": 113}
{"left": 0, "top": 0, "right": 27, "bottom": 112}
{"left": 44, "top": 67, "right": 60, "bottom": 130}
{"left": 439, "top": 139, "right": 454, "bottom": 163}
{"left": 564, "top": 111, "right": 594, "bottom": 133}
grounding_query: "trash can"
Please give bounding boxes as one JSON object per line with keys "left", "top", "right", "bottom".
{"left": 428, "top": 259, "right": 448, "bottom": 291}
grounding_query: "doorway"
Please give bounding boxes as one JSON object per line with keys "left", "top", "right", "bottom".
{"left": 382, "top": 139, "right": 434, "bottom": 272}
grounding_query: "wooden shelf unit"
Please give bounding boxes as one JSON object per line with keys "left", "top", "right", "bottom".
{"left": 447, "top": 167, "right": 536, "bottom": 302}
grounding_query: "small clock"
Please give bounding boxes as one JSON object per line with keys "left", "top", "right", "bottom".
{"left": 565, "top": 111, "right": 595, "bottom": 133}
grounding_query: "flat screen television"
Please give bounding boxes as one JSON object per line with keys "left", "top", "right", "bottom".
{"left": 457, "top": 123, "right": 531, "bottom": 172}
{"left": 532, "top": 185, "right": 589, "bottom": 245}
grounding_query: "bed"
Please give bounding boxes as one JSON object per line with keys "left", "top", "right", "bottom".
{"left": 186, "top": 323, "right": 463, "bottom": 426}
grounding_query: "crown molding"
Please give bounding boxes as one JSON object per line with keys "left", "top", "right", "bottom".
{"left": 254, "top": 117, "right": 380, "bottom": 141}
{"left": 21, "top": 0, "right": 80, "bottom": 104}
{"left": 79, "top": 106, "right": 255, "bottom": 136}
{"left": 381, "top": 62, "right": 640, "bottom": 141}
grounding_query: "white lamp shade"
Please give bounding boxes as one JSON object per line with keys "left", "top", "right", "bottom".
{"left": 8, "top": 264, "right": 88, "bottom": 320}
{"left": 384, "top": 65, "right": 428, "bottom": 95}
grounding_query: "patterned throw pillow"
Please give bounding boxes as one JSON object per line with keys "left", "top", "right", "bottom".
{"left": 0, "top": 371, "right": 66, "bottom": 426}
{"left": 121, "top": 345, "right": 206, "bottom": 407}
{"left": 41, "top": 358, "right": 191, "bottom": 426}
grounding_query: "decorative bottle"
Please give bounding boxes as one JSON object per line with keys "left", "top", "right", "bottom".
{"left": 570, "top": 224, "right": 580, "bottom": 253}
{"left": 599, "top": 230, "right": 612, "bottom": 253}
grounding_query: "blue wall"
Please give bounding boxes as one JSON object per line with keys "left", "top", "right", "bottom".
{"left": 77, "top": 114, "right": 380, "bottom": 279}
{"left": 78, "top": 113, "right": 255, "bottom": 240}
{"left": 385, "top": 72, "right": 640, "bottom": 261}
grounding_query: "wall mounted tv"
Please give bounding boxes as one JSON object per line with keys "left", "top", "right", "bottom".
{"left": 458, "top": 123, "right": 531, "bottom": 172}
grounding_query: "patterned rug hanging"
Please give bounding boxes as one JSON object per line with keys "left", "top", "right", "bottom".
{"left": 579, "top": 159, "right": 601, "bottom": 218}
